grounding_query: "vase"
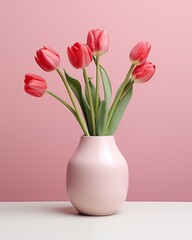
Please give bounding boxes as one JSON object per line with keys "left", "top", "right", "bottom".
{"left": 66, "top": 136, "right": 129, "bottom": 216}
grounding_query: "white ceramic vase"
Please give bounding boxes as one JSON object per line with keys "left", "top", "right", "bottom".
{"left": 66, "top": 136, "right": 129, "bottom": 216}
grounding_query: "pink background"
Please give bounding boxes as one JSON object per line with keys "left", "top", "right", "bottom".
{"left": 0, "top": 0, "right": 192, "bottom": 202}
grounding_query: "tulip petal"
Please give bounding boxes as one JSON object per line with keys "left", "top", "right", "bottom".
{"left": 130, "top": 41, "right": 146, "bottom": 60}
{"left": 35, "top": 46, "right": 60, "bottom": 72}
{"left": 35, "top": 56, "right": 53, "bottom": 72}
{"left": 41, "top": 49, "right": 60, "bottom": 67}
{"left": 73, "top": 42, "right": 82, "bottom": 49}
{"left": 77, "top": 45, "right": 92, "bottom": 68}
{"left": 97, "top": 30, "right": 109, "bottom": 55}
{"left": 139, "top": 43, "right": 151, "bottom": 64}
{"left": 92, "top": 29, "right": 101, "bottom": 49}
{"left": 27, "top": 80, "right": 47, "bottom": 93}
{"left": 132, "top": 62, "right": 156, "bottom": 83}
{"left": 36, "top": 51, "right": 58, "bottom": 71}
{"left": 67, "top": 47, "right": 79, "bottom": 68}
{"left": 24, "top": 85, "right": 43, "bottom": 97}
{"left": 24, "top": 73, "right": 46, "bottom": 84}
{"left": 87, "top": 31, "right": 95, "bottom": 53}
{"left": 44, "top": 46, "right": 60, "bottom": 57}
{"left": 129, "top": 41, "right": 151, "bottom": 65}
{"left": 24, "top": 74, "right": 47, "bottom": 97}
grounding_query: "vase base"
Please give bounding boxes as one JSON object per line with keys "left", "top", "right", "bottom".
{"left": 77, "top": 209, "right": 118, "bottom": 217}
{"left": 72, "top": 203, "right": 120, "bottom": 216}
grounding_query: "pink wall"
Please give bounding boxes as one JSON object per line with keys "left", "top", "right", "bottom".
{"left": 0, "top": 0, "right": 192, "bottom": 201}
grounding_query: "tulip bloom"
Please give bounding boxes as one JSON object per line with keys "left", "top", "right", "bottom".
{"left": 35, "top": 46, "right": 60, "bottom": 72}
{"left": 67, "top": 42, "right": 92, "bottom": 69}
{"left": 24, "top": 74, "right": 47, "bottom": 97}
{"left": 132, "top": 62, "right": 156, "bottom": 83}
{"left": 129, "top": 41, "right": 151, "bottom": 65}
{"left": 87, "top": 29, "right": 109, "bottom": 56}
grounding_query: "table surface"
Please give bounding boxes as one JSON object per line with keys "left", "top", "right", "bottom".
{"left": 0, "top": 201, "right": 191, "bottom": 240}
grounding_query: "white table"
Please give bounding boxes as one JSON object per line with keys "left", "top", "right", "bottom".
{"left": 0, "top": 201, "right": 191, "bottom": 240}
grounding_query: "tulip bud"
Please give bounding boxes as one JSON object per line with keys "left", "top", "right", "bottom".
{"left": 35, "top": 46, "right": 60, "bottom": 72}
{"left": 87, "top": 29, "right": 109, "bottom": 56}
{"left": 24, "top": 74, "right": 47, "bottom": 97}
{"left": 132, "top": 62, "right": 156, "bottom": 83}
{"left": 67, "top": 42, "right": 92, "bottom": 69}
{"left": 129, "top": 41, "right": 151, "bottom": 65}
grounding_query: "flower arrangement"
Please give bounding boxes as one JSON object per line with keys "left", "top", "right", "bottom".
{"left": 24, "top": 29, "right": 156, "bottom": 136}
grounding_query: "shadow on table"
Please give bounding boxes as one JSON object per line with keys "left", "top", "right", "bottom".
{"left": 47, "top": 205, "right": 120, "bottom": 217}
{"left": 49, "top": 205, "right": 79, "bottom": 216}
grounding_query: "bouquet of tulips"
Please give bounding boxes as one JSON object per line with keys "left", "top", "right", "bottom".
{"left": 24, "top": 29, "right": 156, "bottom": 136}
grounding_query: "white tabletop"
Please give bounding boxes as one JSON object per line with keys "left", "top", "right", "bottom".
{"left": 0, "top": 201, "right": 191, "bottom": 240}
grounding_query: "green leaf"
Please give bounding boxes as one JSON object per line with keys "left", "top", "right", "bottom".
{"left": 106, "top": 85, "right": 133, "bottom": 135}
{"left": 96, "top": 100, "right": 106, "bottom": 135}
{"left": 100, "top": 65, "right": 112, "bottom": 107}
{"left": 85, "top": 80, "right": 101, "bottom": 116}
{"left": 82, "top": 97, "right": 93, "bottom": 135}
{"left": 64, "top": 70, "right": 85, "bottom": 114}
{"left": 93, "top": 57, "right": 112, "bottom": 135}
{"left": 64, "top": 70, "right": 92, "bottom": 134}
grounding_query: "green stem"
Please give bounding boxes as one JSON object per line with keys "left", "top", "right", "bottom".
{"left": 47, "top": 90, "right": 78, "bottom": 121}
{"left": 107, "top": 64, "right": 135, "bottom": 128}
{"left": 83, "top": 68, "right": 96, "bottom": 135}
{"left": 121, "top": 78, "right": 134, "bottom": 97}
{"left": 95, "top": 56, "right": 100, "bottom": 118}
{"left": 56, "top": 68, "right": 89, "bottom": 136}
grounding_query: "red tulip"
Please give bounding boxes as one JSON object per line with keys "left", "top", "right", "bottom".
{"left": 132, "top": 62, "right": 156, "bottom": 83}
{"left": 24, "top": 74, "right": 47, "bottom": 97}
{"left": 67, "top": 42, "right": 92, "bottom": 69}
{"left": 87, "top": 29, "right": 109, "bottom": 56}
{"left": 129, "top": 41, "right": 151, "bottom": 65}
{"left": 35, "top": 46, "right": 60, "bottom": 72}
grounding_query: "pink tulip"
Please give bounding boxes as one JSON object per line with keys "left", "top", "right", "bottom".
{"left": 132, "top": 62, "right": 156, "bottom": 83}
{"left": 129, "top": 41, "right": 151, "bottom": 65}
{"left": 24, "top": 74, "right": 47, "bottom": 97}
{"left": 87, "top": 29, "right": 109, "bottom": 56}
{"left": 35, "top": 46, "right": 60, "bottom": 72}
{"left": 67, "top": 42, "right": 92, "bottom": 69}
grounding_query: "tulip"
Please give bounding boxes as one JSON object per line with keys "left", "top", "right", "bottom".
{"left": 24, "top": 74, "right": 47, "bottom": 97}
{"left": 129, "top": 41, "right": 151, "bottom": 65}
{"left": 132, "top": 62, "right": 156, "bottom": 83}
{"left": 87, "top": 29, "right": 109, "bottom": 56}
{"left": 67, "top": 42, "right": 92, "bottom": 69}
{"left": 35, "top": 46, "right": 60, "bottom": 72}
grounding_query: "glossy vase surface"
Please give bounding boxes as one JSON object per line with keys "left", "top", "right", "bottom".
{"left": 66, "top": 136, "right": 129, "bottom": 216}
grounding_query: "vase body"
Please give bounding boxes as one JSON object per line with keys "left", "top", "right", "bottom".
{"left": 66, "top": 136, "right": 129, "bottom": 216}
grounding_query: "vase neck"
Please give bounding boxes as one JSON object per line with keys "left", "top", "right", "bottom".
{"left": 79, "top": 135, "right": 117, "bottom": 148}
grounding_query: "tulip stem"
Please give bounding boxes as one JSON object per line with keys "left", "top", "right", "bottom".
{"left": 107, "top": 63, "right": 135, "bottom": 128}
{"left": 56, "top": 68, "right": 90, "bottom": 136}
{"left": 47, "top": 90, "right": 77, "bottom": 120}
{"left": 95, "top": 56, "right": 100, "bottom": 118}
{"left": 83, "top": 68, "right": 96, "bottom": 135}
{"left": 121, "top": 78, "right": 134, "bottom": 97}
